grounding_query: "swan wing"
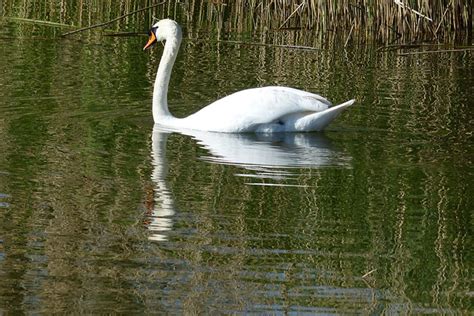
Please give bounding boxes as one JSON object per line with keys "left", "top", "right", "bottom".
{"left": 182, "top": 86, "right": 332, "bottom": 132}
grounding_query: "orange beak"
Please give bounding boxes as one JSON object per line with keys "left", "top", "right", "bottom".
{"left": 143, "top": 32, "right": 157, "bottom": 50}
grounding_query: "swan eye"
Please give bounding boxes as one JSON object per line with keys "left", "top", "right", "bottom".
{"left": 143, "top": 29, "right": 158, "bottom": 50}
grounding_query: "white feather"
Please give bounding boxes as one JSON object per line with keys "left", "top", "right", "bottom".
{"left": 147, "top": 19, "right": 355, "bottom": 133}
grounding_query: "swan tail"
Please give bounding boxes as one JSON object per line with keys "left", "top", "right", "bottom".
{"left": 294, "top": 99, "right": 355, "bottom": 131}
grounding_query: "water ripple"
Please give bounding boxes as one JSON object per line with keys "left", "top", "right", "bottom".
{"left": 0, "top": 193, "right": 10, "bottom": 208}
{"left": 154, "top": 126, "right": 352, "bottom": 186}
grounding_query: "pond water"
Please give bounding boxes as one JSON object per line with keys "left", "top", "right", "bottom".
{"left": 0, "top": 19, "right": 473, "bottom": 314}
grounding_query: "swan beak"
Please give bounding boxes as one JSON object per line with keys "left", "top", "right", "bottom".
{"left": 143, "top": 32, "right": 157, "bottom": 50}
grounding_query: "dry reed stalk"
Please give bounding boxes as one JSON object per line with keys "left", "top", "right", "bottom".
{"left": 61, "top": 1, "right": 167, "bottom": 37}
{"left": 278, "top": 0, "right": 305, "bottom": 30}
{"left": 362, "top": 269, "right": 377, "bottom": 278}
{"left": 398, "top": 47, "right": 474, "bottom": 55}
{"left": 2, "top": 0, "right": 472, "bottom": 43}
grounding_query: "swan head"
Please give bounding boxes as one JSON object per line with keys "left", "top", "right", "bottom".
{"left": 143, "top": 19, "right": 181, "bottom": 50}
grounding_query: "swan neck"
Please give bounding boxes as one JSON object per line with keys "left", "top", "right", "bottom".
{"left": 153, "top": 30, "right": 181, "bottom": 121}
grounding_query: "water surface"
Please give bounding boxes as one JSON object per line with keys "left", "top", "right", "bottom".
{"left": 0, "top": 18, "right": 472, "bottom": 314}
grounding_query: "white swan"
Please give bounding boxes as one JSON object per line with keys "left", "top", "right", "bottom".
{"left": 144, "top": 19, "right": 355, "bottom": 133}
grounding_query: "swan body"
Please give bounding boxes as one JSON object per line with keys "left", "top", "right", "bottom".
{"left": 144, "top": 19, "right": 355, "bottom": 133}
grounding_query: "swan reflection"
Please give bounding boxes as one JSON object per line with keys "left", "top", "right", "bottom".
{"left": 147, "top": 125, "right": 352, "bottom": 241}
{"left": 147, "top": 130, "right": 175, "bottom": 242}
{"left": 189, "top": 130, "right": 350, "bottom": 167}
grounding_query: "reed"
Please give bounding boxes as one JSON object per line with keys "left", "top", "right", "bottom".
{"left": 177, "top": 0, "right": 472, "bottom": 43}
{"left": 1, "top": 0, "right": 472, "bottom": 43}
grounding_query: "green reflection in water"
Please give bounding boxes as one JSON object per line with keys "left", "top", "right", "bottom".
{"left": 0, "top": 15, "right": 472, "bottom": 315}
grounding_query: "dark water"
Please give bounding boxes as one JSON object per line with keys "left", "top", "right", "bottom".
{"left": 0, "top": 19, "right": 473, "bottom": 314}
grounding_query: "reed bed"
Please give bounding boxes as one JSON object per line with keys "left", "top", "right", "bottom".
{"left": 1, "top": 0, "right": 472, "bottom": 43}
{"left": 176, "top": 0, "right": 473, "bottom": 43}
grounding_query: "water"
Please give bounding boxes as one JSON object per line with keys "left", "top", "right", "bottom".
{"left": 0, "top": 18, "right": 473, "bottom": 314}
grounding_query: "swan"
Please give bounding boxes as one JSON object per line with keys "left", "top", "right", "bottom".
{"left": 144, "top": 19, "right": 355, "bottom": 133}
